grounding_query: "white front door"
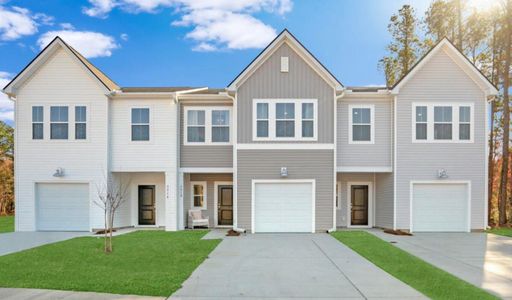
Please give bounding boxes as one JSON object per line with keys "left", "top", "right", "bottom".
{"left": 411, "top": 183, "right": 469, "bottom": 232}
{"left": 253, "top": 181, "right": 314, "bottom": 233}
{"left": 36, "top": 183, "right": 90, "bottom": 231}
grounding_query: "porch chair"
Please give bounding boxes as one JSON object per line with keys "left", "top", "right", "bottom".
{"left": 188, "top": 209, "right": 209, "bottom": 229}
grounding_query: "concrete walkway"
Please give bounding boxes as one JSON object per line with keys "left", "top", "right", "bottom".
{"left": 370, "top": 230, "right": 512, "bottom": 299}
{"left": 0, "top": 232, "right": 90, "bottom": 256}
{"left": 170, "top": 233, "right": 426, "bottom": 299}
{"left": 0, "top": 288, "right": 164, "bottom": 300}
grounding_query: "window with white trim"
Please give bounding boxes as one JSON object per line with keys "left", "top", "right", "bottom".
{"left": 131, "top": 108, "right": 150, "bottom": 141}
{"left": 412, "top": 103, "right": 474, "bottom": 142}
{"left": 75, "top": 106, "right": 87, "bottom": 140}
{"left": 185, "top": 106, "right": 232, "bottom": 145}
{"left": 191, "top": 181, "right": 207, "bottom": 209}
{"left": 253, "top": 99, "right": 317, "bottom": 141}
{"left": 349, "top": 105, "right": 374, "bottom": 143}
{"left": 50, "top": 106, "right": 68, "bottom": 140}
{"left": 32, "top": 106, "right": 43, "bottom": 140}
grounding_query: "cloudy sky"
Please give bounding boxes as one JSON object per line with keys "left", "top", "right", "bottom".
{"left": 0, "top": 0, "right": 439, "bottom": 125}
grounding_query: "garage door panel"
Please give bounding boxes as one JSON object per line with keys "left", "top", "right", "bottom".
{"left": 412, "top": 183, "right": 468, "bottom": 232}
{"left": 254, "top": 182, "right": 313, "bottom": 233}
{"left": 36, "top": 183, "right": 90, "bottom": 231}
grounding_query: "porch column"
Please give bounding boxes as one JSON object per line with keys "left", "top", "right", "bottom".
{"left": 178, "top": 171, "right": 185, "bottom": 230}
{"left": 165, "top": 170, "right": 178, "bottom": 231}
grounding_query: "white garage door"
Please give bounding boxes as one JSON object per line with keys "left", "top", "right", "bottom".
{"left": 412, "top": 183, "right": 469, "bottom": 232}
{"left": 254, "top": 181, "right": 314, "bottom": 233}
{"left": 36, "top": 183, "right": 90, "bottom": 231}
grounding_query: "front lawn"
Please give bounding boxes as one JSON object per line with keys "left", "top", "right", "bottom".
{"left": 486, "top": 227, "right": 512, "bottom": 238}
{"left": 0, "top": 230, "right": 220, "bottom": 297}
{"left": 331, "top": 231, "right": 497, "bottom": 300}
{"left": 0, "top": 215, "right": 14, "bottom": 233}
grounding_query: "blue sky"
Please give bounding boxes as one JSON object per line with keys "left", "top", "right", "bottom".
{"left": 0, "top": 0, "right": 438, "bottom": 124}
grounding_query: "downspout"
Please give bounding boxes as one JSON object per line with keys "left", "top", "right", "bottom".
{"left": 174, "top": 92, "right": 182, "bottom": 230}
{"left": 328, "top": 90, "right": 345, "bottom": 233}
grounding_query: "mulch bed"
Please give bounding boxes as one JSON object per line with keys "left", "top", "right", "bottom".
{"left": 383, "top": 229, "right": 413, "bottom": 236}
{"left": 226, "top": 229, "right": 240, "bottom": 236}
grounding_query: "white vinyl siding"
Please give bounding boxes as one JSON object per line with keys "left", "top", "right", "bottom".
{"left": 348, "top": 104, "right": 374, "bottom": 144}
{"left": 50, "top": 106, "right": 68, "bottom": 140}
{"left": 131, "top": 108, "right": 150, "bottom": 141}
{"left": 252, "top": 99, "right": 317, "bottom": 141}
{"left": 253, "top": 180, "right": 314, "bottom": 233}
{"left": 32, "top": 106, "right": 43, "bottom": 140}
{"left": 184, "top": 106, "right": 232, "bottom": 145}
{"left": 411, "top": 182, "right": 470, "bottom": 232}
{"left": 412, "top": 103, "right": 474, "bottom": 143}
{"left": 36, "top": 183, "right": 89, "bottom": 231}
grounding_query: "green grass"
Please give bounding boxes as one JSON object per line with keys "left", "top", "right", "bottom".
{"left": 331, "top": 231, "right": 497, "bottom": 300}
{"left": 0, "top": 216, "right": 14, "bottom": 233}
{"left": 486, "top": 227, "right": 512, "bottom": 237}
{"left": 0, "top": 230, "right": 220, "bottom": 297}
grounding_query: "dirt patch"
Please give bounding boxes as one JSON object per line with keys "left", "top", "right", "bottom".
{"left": 383, "top": 229, "right": 413, "bottom": 236}
{"left": 95, "top": 229, "right": 117, "bottom": 235}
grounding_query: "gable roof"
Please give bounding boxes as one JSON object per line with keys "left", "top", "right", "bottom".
{"left": 3, "top": 36, "right": 119, "bottom": 95}
{"left": 227, "top": 29, "right": 344, "bottom": 92}
{"left": 391, "top": 38, "right": 498, "bottom": 96}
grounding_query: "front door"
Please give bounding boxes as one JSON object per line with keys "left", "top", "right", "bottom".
{"left": 351, "top": 185, "right": 368, "bottom": 226}
{"left": 218, "top": 185, "right": 233, "bottom": 226}
{"left": 138, "top": 185, "right": 155, "bottom": 225}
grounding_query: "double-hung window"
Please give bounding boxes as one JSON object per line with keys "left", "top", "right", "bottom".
{"left": 75, "top": 106, "right": 87, "bottom": 140}
{"left": 185, "top": 107, "right": 231, "bottom": 145}
{"left": 131, "top": 108, "right": 150, "bottom": 141}
{"left": 349, "top": 105, "right": 374, "bottom": 143}
{"left": 50, "top": 106, "right": 68, "bottom": 140}
{"left": 434, "top": 106, "right": 452, "bottom": 140}
{"left": 253, "top": 99, "right": 317, "bottom": 140}
{"left": 412, "top": 103, "right": 473, "bottom": 142}
{"left": 32, "top": 106, "right": 43, "bottom": 140}
{"left": 191, "top": 181, "right": 207, "bottom": 209}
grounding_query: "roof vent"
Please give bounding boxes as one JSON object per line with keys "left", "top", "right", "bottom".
{"left": 280, "top": 56, "right": 289, "bottom": 73}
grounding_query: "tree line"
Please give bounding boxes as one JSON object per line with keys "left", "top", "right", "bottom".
{"left": 0, "top": 121, "right": 14, "bottom": 216}
{"left": 380, "top": 0, "right": 511, "bottom": 226}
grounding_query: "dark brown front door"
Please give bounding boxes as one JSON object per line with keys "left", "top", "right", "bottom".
{"left": 139, "top": 185, "right": 155, "bottom": 225}
{"left": 218, "top": 185, "right": 233, "bottom": 226}
{"left": 351, "top": 185, "right": 368, "bottom": 226}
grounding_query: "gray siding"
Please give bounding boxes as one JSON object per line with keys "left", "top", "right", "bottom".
{"left": 337, "top": 98, "right": 393, "bottom": 167}
{"left": 237, "top": 150, "right": 334, "bottom": 232}
{"left": 237, "top": 43, "right": 335, "bottom": 143}
{"left": 336, "top": 173, "right": 375, "bottom": 227}
{"left": 375, "top": 172, "right": 394, "bottom": 229}
{"left": 180, "top": 103, "right": 233, "bottom": 168}
{"left": 396, "top": 48, "right": 486, "bottom": 230}
{"left": 183, "top": 173, "right": 233, "bottom": 227}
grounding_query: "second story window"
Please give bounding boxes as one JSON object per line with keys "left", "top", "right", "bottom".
{"left": 32, "top": 106, "right": 43, "bottom": 140}
{"left": 276, "top": 103, "right": 295, "bottom": 137}
{"left": 349, "top": 105, "right": 374, "bottom": 144}
{"left": 256, "top": 103, "right": 269, "bottom": 138}
{"left": 459, "top": 106, "right": 471, "bottom": 140}
{"left": 415, "top": 106, "right": 427, "bottom": 140}
{"left": 75, "top": 106, "right": 87, "bottom": 140}
{"left": 434, "top": 106, "right": 452, "bottom": 140}
{"left": 131, "top": 108, "right": 150, "bottom": 141}
{"left": 50, "top": 106, "right": 68, "bottom": 140}
{"left": 185, "top": 106, "right": 232, "bottom": 145}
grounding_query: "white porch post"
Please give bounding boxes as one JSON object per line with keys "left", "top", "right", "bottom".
{"left": 178, "top": 171, "right": 185, "bottom": 230}
{"left": 165, "top": 170, "right": 178, "bottom": 231}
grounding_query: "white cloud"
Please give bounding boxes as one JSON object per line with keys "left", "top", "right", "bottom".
{"left": 34, "top": 12, "right": 55, "bottom": 26}
{"left": 38, "top": 30, "right": 119, "bottom": 58}
{"left": 0, "top": 5, "right": 38, "bottom": 40}
{"left": 0, "top": 71, "right": 14, "bottom": 123}
{"left": 60, "top": 23, "right": 75, "bottom": 30}
{"left": 83, "top": 0, "right": 293, "bottom": 51}
{"left": 120, "top": 33, "right": 129, "bottom": 41}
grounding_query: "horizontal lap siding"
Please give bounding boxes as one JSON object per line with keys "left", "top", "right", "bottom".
{"left": 180, "top": 103, "right": 233, "bottom": 168}
{"left": 15, "top": 47, "right": 108, "bottom": 231}
{"left": 337, "top": 98, "right": 393, "bottom": 167}
{"left": 237, "top": 43, "right": 335, "bottom": 144}
{"left": 396, "top": 48, "right": 486, "bottom": 230}
{"left": 237, "top": 150, "right": 334, "bottom": 232}
{"left": 375, "top": 173, "right": 393, "bottom": 229}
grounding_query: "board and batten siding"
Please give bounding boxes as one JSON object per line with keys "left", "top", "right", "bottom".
{"left": 396, "top": 47, "right": 486, "bottom": 230}
{"left": 110, "top": 98, "right": 177, "bottom": 172}
{"left": 14, "top": 46, "right": 109, "bottom": 231}
{"left": 337, "top": 98, "right": 393, "bottom": 167}
{"left": 180, "top": 103, "right": 233, "bottom": 168}
{"left": 183, "top": 173, "right": 233, "bottom": 228}
{"left": 237, "top": 150, "right": 334, "bottom": 232}
{"left": 236, "top": 42, "right": 335, "bottom": 144}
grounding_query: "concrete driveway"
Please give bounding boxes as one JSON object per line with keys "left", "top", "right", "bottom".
{"left": 171, "top": 233, "right": 426, "bottom": 299}
{"left": 0, "top": 232, "right": 90, "bottom": 256}
{"left": 371, "top": 230, "right": 512, "bottom": 299}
